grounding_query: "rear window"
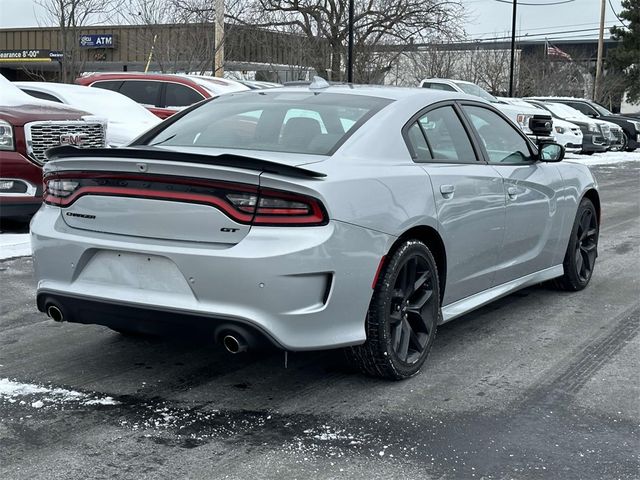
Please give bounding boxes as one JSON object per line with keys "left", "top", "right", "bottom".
{"left": 144, "top": 91, "right": 392, "bottom": 155}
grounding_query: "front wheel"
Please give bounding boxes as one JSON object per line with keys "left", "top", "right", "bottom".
{"left": 553, "top": 198, "right": 599, "bottom": 291}
{"left": 347, "top": 240, "right": 441, "bottom": 380}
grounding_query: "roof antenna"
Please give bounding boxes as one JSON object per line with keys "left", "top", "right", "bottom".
{"left": 309, "top": 76, "right": 330, "bottom": 91}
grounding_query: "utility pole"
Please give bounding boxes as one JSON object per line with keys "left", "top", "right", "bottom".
{"left": 347, "top": 0, "right": 354, "bottom": 83}
{"left": 214, "top": 0, "right": 224, "bottom": 77}
{"left": 508, "top": 0, "right": 517, "bottom": 96}
{"left": 594, "top": 0, "right": 606, "bottom": 100}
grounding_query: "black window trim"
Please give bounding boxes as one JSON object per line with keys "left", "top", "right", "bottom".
{"left": 455, "top": 100, "right": 541, "bottom": 166}
{"left": 402, "top": 100, "right": 485, "bottom": 165}
{"left": 158, "top": 80, "right": 207, "bottom": 108}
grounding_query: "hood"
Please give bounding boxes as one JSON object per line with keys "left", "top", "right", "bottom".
{"left": 0, "top": 103, "right": 90, "bottom": 127}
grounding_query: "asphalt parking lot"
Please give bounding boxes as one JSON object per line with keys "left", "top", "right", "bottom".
{"left": 1, "top": 159, "right": 638, "bottom": 480}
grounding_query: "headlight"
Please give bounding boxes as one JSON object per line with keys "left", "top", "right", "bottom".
{"left": 515, "top": 113, "right": 533, "bottom": 133}
{"left": 631, "top": 120, "right": 640, "bottom": 132}
{"left": 555, "top": 126, "right": 566, "bottom": 134}
{"left": 0, "top": 120, "right": 14, "bottom": 150}
{"left": 587, "top": 123, "right": 598, "bottom": 133}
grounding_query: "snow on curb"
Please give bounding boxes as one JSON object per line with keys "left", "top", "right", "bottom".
{"left": 0, "top": 377, "right": 119, "bottom": 408}
{"left": 0, "top": 234, "right": 31, "bottom": 260}
{"left": 565, "top": 151, "right": 640, "bottom": 166}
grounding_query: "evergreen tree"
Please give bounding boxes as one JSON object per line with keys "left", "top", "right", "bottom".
{"left": 608, "top": 0, "right": 640, "bottom": 103}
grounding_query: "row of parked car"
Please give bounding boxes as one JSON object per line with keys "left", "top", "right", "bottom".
{"left": 1, "top": 72, "right": 638, "bottom": 221}
{"left": 420, "top": 78, "right": 640, "bottom": 154}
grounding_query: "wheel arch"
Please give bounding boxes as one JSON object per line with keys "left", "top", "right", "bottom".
{"left": 388, "top": 225, "right": 447, "bottom": 301}
{"left": 582, "top": 188, "right": 601, "bottom": 223}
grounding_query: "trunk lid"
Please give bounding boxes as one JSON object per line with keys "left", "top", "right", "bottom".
{"left": 44, "top": 147, "right": 326, "bottom": 245}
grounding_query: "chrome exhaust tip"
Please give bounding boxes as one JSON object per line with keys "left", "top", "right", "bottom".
{"left": 223, "top": 334, "right": 248, "bottom": 354}
{"left": 47, "top": 305, "right": 64, "bottom": 322}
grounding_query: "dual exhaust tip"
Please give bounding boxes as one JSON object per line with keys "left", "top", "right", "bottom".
{"left": 45, "top": 302, "right": 254, "bottom": 354}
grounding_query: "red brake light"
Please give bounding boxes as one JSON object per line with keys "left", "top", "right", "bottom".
{"left": 44, "top": 172, "right": 328, "bottom": 226}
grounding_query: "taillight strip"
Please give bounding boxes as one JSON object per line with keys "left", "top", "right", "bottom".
{"left": 44, "top": 172, "right": 328, "bottom": 226}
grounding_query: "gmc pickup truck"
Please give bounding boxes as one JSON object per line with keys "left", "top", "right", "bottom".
{"left": 0, "top": 75, "right": 106, "bottom": 219}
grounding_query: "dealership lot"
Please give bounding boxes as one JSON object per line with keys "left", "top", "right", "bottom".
{"left": 0, "top": 159, "right": 638, "bottom": 479}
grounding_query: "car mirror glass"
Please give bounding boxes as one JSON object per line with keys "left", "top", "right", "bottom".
{"left": 539, "top": 143, "right": 564, "bottom": 162}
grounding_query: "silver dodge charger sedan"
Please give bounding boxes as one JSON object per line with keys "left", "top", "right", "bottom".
{"left": 31, "top": 82, "right": 599, "bottom": 379}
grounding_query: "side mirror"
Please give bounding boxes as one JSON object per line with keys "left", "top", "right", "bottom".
{"left": 538, "top": 142, "right": 565, "bottom": 162}
{"left": 587, "top": 112, "right": 597, "bottom": 118}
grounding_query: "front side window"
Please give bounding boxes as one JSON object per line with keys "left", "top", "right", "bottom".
{"left": 165, "top": 83, "right": 205, "bottom": 107}
{"left": 463, "top": 105, "right": 533, "bottom": 164}
{"left": 417, "top": 106, "right": 476, "bottom": 163}
{"left": 142, "top": 92, "right": 392, "bottom": 155}
{"left": 119, "top": 80, "right": 161, "bottom": 106}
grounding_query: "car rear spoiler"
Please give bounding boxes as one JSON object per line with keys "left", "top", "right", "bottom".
{"left": 45, "top": 145, "right": 327, "bottom": 179}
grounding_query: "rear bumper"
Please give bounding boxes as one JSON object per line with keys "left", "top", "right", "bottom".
{"left": 31, "top": 205, "right": 392, "bottom": 350}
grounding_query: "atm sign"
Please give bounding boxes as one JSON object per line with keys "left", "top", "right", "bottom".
{"left": 79, "top": 34, "right": 115, "bottom": 48}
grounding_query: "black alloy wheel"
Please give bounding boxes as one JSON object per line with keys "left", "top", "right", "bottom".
{"left": 347, "top": 240, "right": 440, "bottom": 379}
{"left": 574, "top": 207, "right": 598, "bottom": 284}
{"left": 553, "top": 198, "right": 599, "bottom": 291}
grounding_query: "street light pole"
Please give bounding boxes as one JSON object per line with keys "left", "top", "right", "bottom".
{"left": 347, "top": 0, "right": 354, "bottom": 83}
{"left": 594, "top": 0, "right": 606, "bottom": 100}
{"left": 508, "top": 0, "right": 518, "bottom": 96}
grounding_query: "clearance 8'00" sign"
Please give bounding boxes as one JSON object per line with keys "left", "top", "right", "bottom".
{"left": 0, "top": 50, "right": 64, "bottom": 62}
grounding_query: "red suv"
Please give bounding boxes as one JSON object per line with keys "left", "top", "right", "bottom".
{"left": 76, "top": 73, "right": 248, "bottom": 119}
{"left": 1, "top": 76, "right": 106, "bottom": 219}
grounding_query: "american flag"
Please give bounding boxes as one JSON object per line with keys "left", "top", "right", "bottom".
{"left": 546, "top": 43, "right": 572, "bottom": 61}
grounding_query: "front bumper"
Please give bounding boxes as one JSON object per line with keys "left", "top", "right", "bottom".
{"left": 581, "top": 134, "right": 608, "bottom": 153}
{"left": 31, "top": 205, "right": 391, "bottom": 350}
{"left": 0, "top": 151, "right": 43, "bottom": 218}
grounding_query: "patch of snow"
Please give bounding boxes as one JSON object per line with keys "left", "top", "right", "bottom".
{"left": 565, "top": 151, "right": 640, "bottom": 166}
{"left": 0, "top": 378, "right": 120, "bottom": 408}
{"left": 0, "top": 234, "right": 31, "bottom": 260}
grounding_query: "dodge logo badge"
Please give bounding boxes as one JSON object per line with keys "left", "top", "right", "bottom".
{"left": 59, "top": 134, "right": 88, "bottom": 146}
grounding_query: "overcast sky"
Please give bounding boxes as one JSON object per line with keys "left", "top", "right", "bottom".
{"left": 0, "top": 0, "right": 625, "bottom": 41}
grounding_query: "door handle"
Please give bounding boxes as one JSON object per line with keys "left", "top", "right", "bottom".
{"left": 507, "top": 186, "right": 518, "bottom": 199}
{"left": 440, "top": 184, "right": 455, "bottom": 197}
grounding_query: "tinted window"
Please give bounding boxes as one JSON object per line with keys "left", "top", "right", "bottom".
{"left": 565, "top": 101, "right": 597, "bottom": 116}
{"left": 422, "top": 82, "right": 456, "bottom": 92}
{"left": 418, "top": 106, "right": 476, "bottom": 163}
{"left": 164, "top": 83, "right": 204, "bottom": 107}
{"left": 119, "top": 80, "right": 161, "bottom": 106}
{"left": 144, "top": 92, "right": 392, "bottom": 155}
{"left": 464, "top": 105, "right": 533, "bottom": 164}
{"left": 22, "top": 89, "right": 62, "bottom": 103}
{"left": 406, "top": 122, "right": 432, "bottom": 161}
{"left": 92, "top": 80, "right": 123, "bottom": 92}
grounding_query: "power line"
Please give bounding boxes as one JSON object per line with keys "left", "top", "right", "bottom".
{"left": 467, "top": 26, "right": 614, "bottom": 43}
{"left": 471, "top": 21, "right": 616, "bottom": 37}
{"left": 608, "top": 0, "right": 629, "bottom": 28}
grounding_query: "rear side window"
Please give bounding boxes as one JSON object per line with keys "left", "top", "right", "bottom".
{"left": 406, "top": 122, "right": 432, "bottom": 162}
{"left": 417, "top": 106, "right": 476, "bottom": 163}
{"left": 92, "top": 80, "right": 123, "bottom": 92}
{"left": 143, "top": 92, "right": 392, "bottom": 155}
{"left": 164, "top": 83, "right": 205, "bottom": 107}
{"left": 119, "top": 80, "right": 161, "bottom": 106}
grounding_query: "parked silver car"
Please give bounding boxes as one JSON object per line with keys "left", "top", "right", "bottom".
{"left": 31, "top": 84, "right": 600, "bottom": 379}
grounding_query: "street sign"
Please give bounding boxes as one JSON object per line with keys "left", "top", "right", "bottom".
{"left": 79, "top": 34, "right": 115, "bottom": 48}
{"left": 0, "top": 50, "right": 64, "bottom": 62}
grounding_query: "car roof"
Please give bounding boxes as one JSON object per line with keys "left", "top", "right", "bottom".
{"left": 250, "top": 83, "right": 482, "bottom": 103}
{"left": 530, "top": 96, "right": 592, "bottom": 103}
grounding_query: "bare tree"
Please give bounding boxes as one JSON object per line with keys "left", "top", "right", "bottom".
{"left": 518, "top": 48, "right": 589, "bottom": 98}
{"left": 36, "top": 0, "right": 123, "bottom": 82}
{"left": 232, "top": 0, "right": 465, "bottom": 82}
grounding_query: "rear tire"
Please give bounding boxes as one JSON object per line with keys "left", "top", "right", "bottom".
{"left": 347, "top": 240, "right": 441, "bottom": 380}
{"left": 553, "top": 198, "right": 599, "bottom": 291}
